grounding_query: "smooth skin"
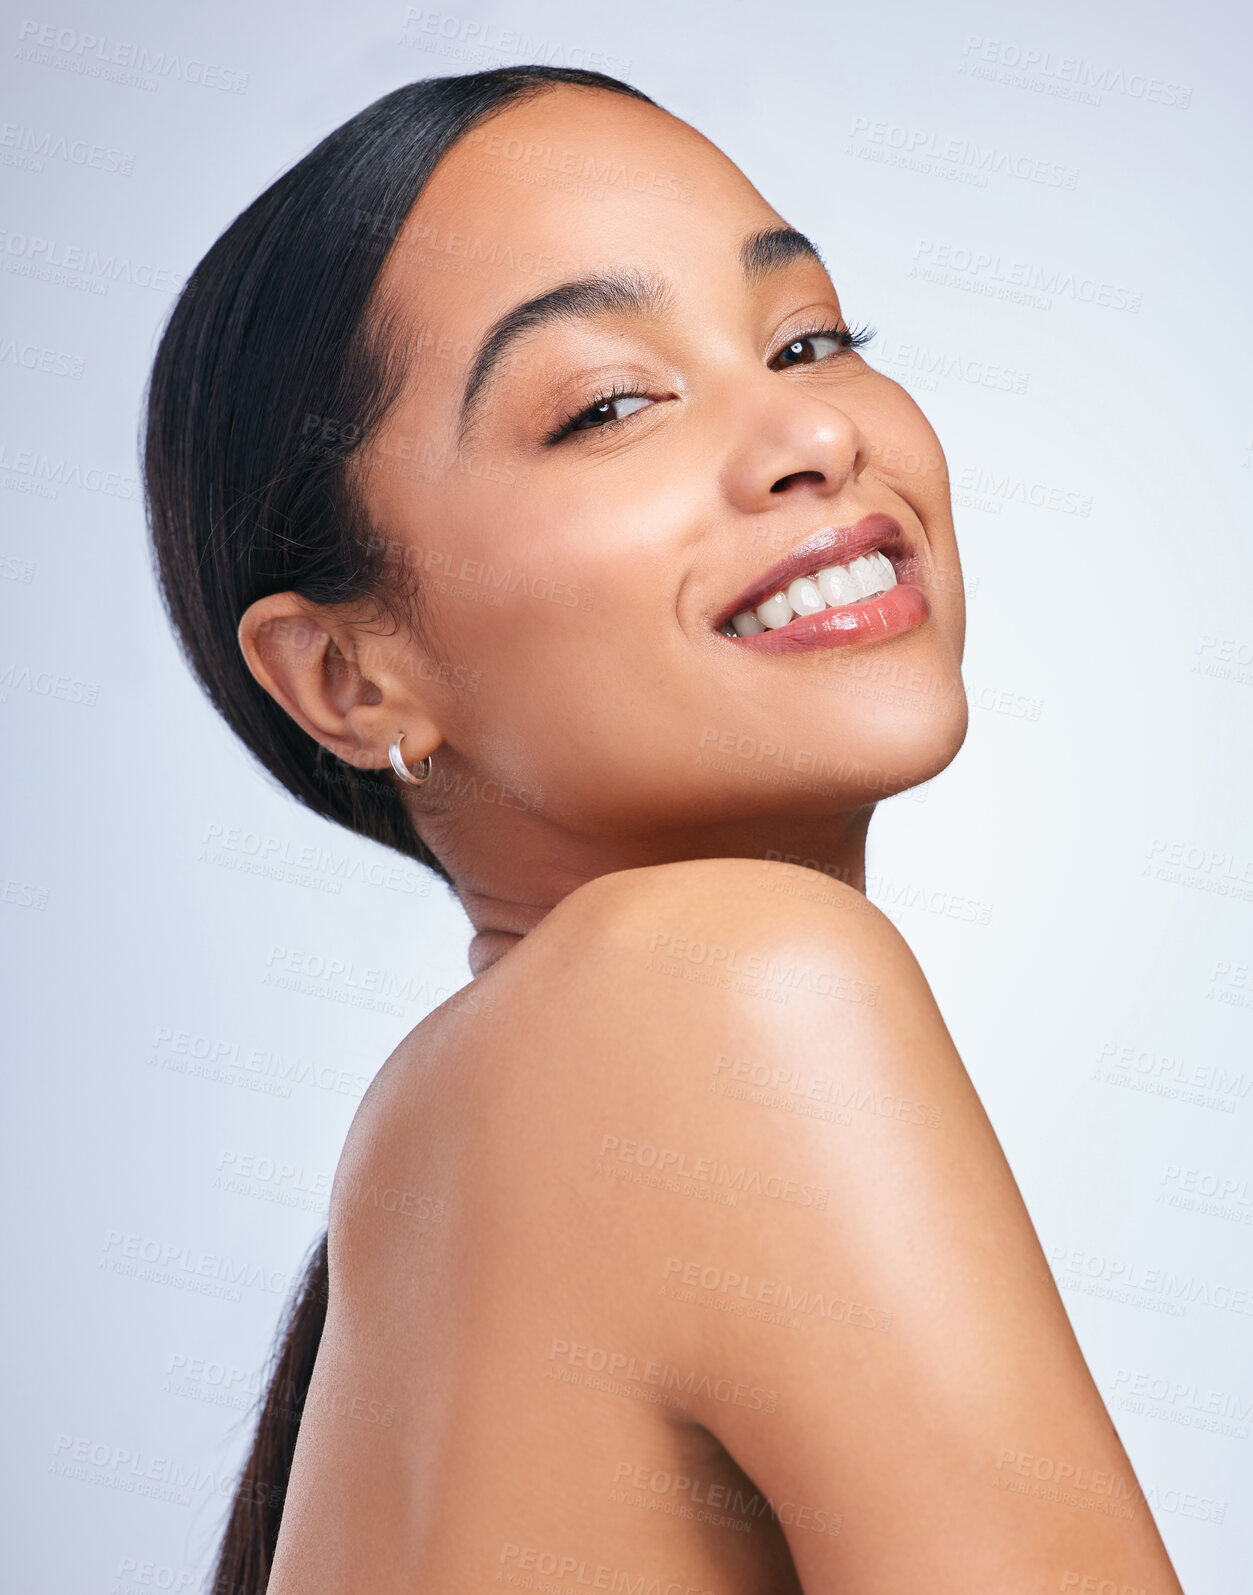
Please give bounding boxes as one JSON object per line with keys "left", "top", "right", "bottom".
{"left": 239, "top": 86, "right": 1186, "bottom": 1594}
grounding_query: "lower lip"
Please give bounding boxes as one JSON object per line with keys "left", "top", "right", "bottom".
{"left": 725, "top": 581, "right": 930, "bottom": 654}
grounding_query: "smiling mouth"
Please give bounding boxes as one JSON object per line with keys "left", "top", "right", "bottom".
{"left": 719, "top": 547, "right": 899, "bottom": 636}
{"left": 711, "top": 511, "right": 929, "bottom": 653}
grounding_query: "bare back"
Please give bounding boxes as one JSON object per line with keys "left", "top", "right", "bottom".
{"left": 268, "top": 859, "right": 1184, "bottom": 1595}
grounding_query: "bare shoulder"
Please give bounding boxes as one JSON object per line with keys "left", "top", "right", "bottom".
{"left": 329, "top": 853, "right": 980, "bottom": 1334}
{"left": 310, "top": 858, "right": 1183, "bottom": 1592}
{"left": 535, "top": 851, "right": 908, "bottom": 967}
{"left": 469, "top": 853, "right": 968, "bottom": 1127}
{"left": 332, "top": 854, "right": 953, "bottom": 1231}
{"left": 470, "top": 852, "right": 941, "bottom": 1048}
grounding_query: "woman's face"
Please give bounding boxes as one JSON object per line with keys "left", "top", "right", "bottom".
{"left": 360, "top": 85, "right": 967, "bottom": 853}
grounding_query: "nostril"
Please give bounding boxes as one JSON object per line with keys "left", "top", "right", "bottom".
{"left": 770, "top": 470, "right": 826, "bottom": 493}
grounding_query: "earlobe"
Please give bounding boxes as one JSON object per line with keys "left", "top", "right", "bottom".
{"left": 236, "top": 591, "right": 443, "bottom": 775}
{"left": 388, "top": 733, "right": 433, "bottom": 785}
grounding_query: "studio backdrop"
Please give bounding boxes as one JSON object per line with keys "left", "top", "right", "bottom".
{"left": 1, "top": 2, "right": 1249, "bottom": 1591}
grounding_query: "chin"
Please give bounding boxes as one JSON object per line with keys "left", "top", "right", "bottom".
{"left": 814, "top": 681, "right": 970, "bottom": 807}
{"left": 818, "top": 621, "right": 970, "bottom": 786}
{"left": 866, "top": 694, "right": 969, "bottom": 799}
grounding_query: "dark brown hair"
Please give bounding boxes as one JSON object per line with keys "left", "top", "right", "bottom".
{"left": 143, "top": 66, "right": 655, "bottom": 1592}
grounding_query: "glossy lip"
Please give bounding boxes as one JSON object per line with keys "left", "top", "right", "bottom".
{"left": 733, "top": 581, "right": 931, "bottom": 653}
{"left": 711, "top": 511, "right": 931, "bottom": 655}
{"left": 710, "top": 511, "right": 912, "bottom": 633}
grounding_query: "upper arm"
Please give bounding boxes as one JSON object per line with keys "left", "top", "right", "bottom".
{"left": 579, "top": 858, "right": 1184, "bottom": 1595}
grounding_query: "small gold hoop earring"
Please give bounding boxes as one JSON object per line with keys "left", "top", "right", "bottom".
{"left": 389, "top": 733, "right": 432, "bottom": 786}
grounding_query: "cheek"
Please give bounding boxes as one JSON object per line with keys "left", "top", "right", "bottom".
{"left": 421, "top": 549, "right": 613, "bottom": 720}
{"left": 424, "top": 520, "right": 687, "bottom": 771}
{"left": 863, "top": 385, "right": 950, "bottom": 504}
{"left": 447, "top": 463, "right": 691, "bottom": 656}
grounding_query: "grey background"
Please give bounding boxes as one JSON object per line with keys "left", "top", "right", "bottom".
{"left": 1, "top": 0, "right": 1249, "bottom": 1589}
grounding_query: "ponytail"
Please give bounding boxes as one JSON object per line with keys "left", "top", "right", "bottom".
{"left": 211, "top": 1232, "right": 329, "bottom": 1595}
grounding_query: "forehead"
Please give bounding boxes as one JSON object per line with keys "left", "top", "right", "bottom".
{"left": 374, "top": 86, "right": 786, "bottom": 348}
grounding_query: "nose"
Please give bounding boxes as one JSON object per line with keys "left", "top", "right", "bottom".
{"left": 718, "top": 377, "right": 870, "bottom": 516}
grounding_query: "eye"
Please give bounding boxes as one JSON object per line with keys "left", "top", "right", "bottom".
{"left": 546, "top": 387, "right": 653, "bottom": 444}
{"left": 768, "top": 322, "right": 873, "bottom": 371}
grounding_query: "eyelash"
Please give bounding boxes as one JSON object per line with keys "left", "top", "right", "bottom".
{"left": 543, "top": 320, "right": 876, "bottom": 446}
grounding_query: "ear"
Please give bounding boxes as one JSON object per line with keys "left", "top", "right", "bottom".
{"left": 236, "top": 592, "right": 442, "bottom": 771}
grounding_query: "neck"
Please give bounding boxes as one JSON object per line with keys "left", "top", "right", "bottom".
{"left": 467, "top": 926, "right": 531, "bottom": 977}
{"left": 453, "top": 808, "right": 875, "bottom": 978}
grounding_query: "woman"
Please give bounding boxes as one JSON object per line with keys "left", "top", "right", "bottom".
{"left": 145, "top": 65, "right": 1184, "bottom": 1595}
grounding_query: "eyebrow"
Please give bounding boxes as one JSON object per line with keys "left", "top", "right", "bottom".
{"left": 454, "top": 225, "right": 826, "bottom": 444}
{"left": 739, "top": 224, "right": 827, "bottom": 283}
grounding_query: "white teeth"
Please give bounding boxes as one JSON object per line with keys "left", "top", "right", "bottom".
{"left": 866, "top": 549, "right": 897, "bottom": 594}
{"left": 729, "top": 549, "right": 897, "bottom": 636}
{"left": 755, "top": 592, "right": 794, "bottom": 630}
{"left": 816, "top": 563, "right": 861, "bottom": 607}
{"left": 786, "top": 576, "right": 826, "bottom": 616}
{"left": 849, "top": 552, "right": 892, "bottom": 599}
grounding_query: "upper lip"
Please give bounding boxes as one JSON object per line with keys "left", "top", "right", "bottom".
{"left": 710, "top": 511, "right": 911, "bottom": 631}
